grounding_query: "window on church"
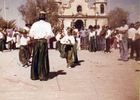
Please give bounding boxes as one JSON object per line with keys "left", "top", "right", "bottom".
{"left": 100, "top": 4, "right": 104, "bottom": 14}
{"left": 77, "top": 5, "right": 82, "bottom": 12}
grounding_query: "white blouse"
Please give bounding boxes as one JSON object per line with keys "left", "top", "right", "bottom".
{"left": 20, "top": 36, "right": 30, "bottom": 46}
{"left": 89, "top": 31, "right": 96, "bottom": 37}
{"left": 60, "top": 35, "right": 75, "bottom": 45}
{"left": 105, "top": 30, "right": 111, "bottom": 39}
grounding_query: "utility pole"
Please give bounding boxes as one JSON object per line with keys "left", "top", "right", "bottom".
{"left": 4, "top": 0, "right": 6, "bottom": 20}
{"left": 4, "top": 0, "right": 12, "bottom": 21}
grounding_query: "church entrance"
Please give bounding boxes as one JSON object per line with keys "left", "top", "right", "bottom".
{"left": 75, "top": 20, "right": 83, "bottom": 29}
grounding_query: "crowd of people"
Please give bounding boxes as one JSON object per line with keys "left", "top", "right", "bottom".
{"left": 0, "top": 11, "right": 140, "bottom": 81}
{"left": 0, "top": 27, "right": 21, "bottom": 52}
{"left": 55, "top": 20, "right": 140, "bottom": 62}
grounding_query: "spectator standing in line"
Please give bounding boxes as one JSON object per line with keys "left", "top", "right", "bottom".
{"left": 100, "top": 25, "right": 106, "bottom": 52}
{"left": 2, "top": 27, "right": 7, "bottom": 50}
{"left": 80, "top": 26, "right": 88, "bottom": 50}
{"left": 127, "top": 23, "right": 136, "bottom": 59}
{"left": 0, "top": 28, "right": 4, "bottom": 52}
{"left": 76, "top": 28, "right": 81, "bottom": 50}
{"left": 133, "top": 22, "right": 140, "bottom": 62}
{"left": 7, "top": 33, "right": 15, "bottom": 51}
{"left": 89, "top": 26, "right": 96, "bottom": 52}
{"left": 87, "top": 25, "right": 93, "bottom": 50}
{"left": 96, "top": 25, "right": 102, "bottom": 51}
{"left": 105, "top": 26, "right": 111, "bottom": 53}
{"left": 117, "top": 20, "right": 129, "bottom": 61}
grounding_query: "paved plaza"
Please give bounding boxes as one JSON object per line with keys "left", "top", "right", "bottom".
{"left": 0, "top": 48, "right": 139, "bottom": 100}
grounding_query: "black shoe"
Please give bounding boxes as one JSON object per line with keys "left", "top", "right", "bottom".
{"left": 74, "top": 61, "right": 78, "bottom": 64}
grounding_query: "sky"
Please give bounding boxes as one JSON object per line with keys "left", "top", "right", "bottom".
{"left": 0, "top": 0, "right": 139, "bottom": 29}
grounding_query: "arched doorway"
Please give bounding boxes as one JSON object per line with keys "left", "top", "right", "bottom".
{"left": 75, "top": 20, "right": 83, "bottom": 29}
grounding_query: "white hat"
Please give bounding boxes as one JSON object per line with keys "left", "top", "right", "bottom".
{"left": 40, "top": 11, "right": 46, "bottom": 14}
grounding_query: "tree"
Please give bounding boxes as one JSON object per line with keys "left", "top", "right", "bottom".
{"left": 0, "top": 17, "right": 16, "bottom": 29}
{"left": 18, "top": 0, "right": 60, "bottom": 26}
{"left": 109, "top": 7, "right": 129, "bottom": 28}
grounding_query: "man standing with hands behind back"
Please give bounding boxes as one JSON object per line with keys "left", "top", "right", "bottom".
{"left": 29, "top": 11, "right": 54, "bottom": 81}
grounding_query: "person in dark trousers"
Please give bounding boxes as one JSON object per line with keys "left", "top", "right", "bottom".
{"left": 127, "top": 23, "right": 136, "bottom": 59}
{"left": 2, "top": 27, "right": 7, "bottom": 50}
{"left": 60, "top": 27, "right": 75, "bottom": 68}
{"left": 133, "top": 22, "right": 140, "bottom": 62}
{"left": 19, "top": 29, "right": 30, "bottom": 68}
{"left": 89, "top": 26, "right": 96, "bottom": 52}
{"left": 29, "top": 11, "right": 54, "bottom": 81}
{"left": 100, "top": 25, "right": 106, "bottom": 52}
{"left": 71, "top": 23, "right": 79, "bottom": 64}
{"left": 96, "top": 25, "right": 102, "bottom": 51}
{"left": 105, "top": 26, "right": 111, "bottom": 53}
{"left": 0, "top": 28, "right": 4, "bottom": 52}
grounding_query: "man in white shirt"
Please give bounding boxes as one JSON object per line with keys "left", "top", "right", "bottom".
{"left": 133, "top": 22, "right": 140, "bottom": 61}
{"left": 29, "top": 11, "right": 54, "bottom": 81}
{"left": 117, "top": 20, "right": 129, "bottom": 61}
{"left": 127, "top": 23, "right": 136, "bottom": 59}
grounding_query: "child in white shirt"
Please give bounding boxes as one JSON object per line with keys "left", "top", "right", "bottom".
{"left": 60, "top": 28, "right": 75, "bottom": 68}
{"left": 19, "top": 29, "right": 30, "bottom": 68}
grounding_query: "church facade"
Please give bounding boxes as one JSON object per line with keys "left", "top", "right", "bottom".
{"left": 56, "top": 0, "right": 109, "bottom": 29}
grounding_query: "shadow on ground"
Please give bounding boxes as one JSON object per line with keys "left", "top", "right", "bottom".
{"left": 71, "top": 60, "right": 85, "bottom": 68}
{"left": 49, "top": 70, "right": 67, "bottom": 79}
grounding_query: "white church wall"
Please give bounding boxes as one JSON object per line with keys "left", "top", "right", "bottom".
{"left": 95, "top": 0, "right": 106, "bottom": 2}
{"left": 63, "top": 0, "right": 96, "bottom": 15}
{"left": 63, "top": 19, "right": 72, "bottom": 29}
{"left": 95, "top": 4, "right": 107, "bottom": 15}
{"left": 59, "top": 0, "right": 109, "bottom": 29}
{"left": 96, "top": 18, "right": 108, "bottom": 26}
{"left": 86, "top": 19, "right": 96, "bottom": 28}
